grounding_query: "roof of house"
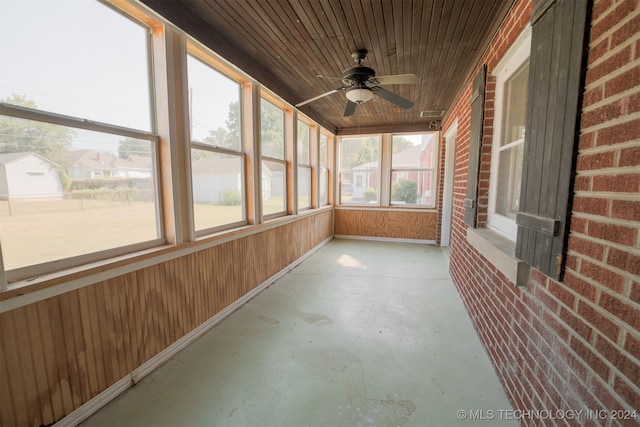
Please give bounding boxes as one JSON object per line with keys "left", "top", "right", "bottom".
{"left": 66, "top": 150, "right": 152, "bottom": 172}
{"left": 0, "top": 151, "right": 59, "bottom": 166}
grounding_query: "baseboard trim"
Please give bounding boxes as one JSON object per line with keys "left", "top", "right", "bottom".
{"left": 54, "top": 236, "right": 332, "bottom": 426}
{"left": 334, "top": 235, "right": 435, "bottom": 245}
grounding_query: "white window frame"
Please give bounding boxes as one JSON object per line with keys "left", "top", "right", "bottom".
{"left": 488, "top": 26, "right": 532, "bottom": 240}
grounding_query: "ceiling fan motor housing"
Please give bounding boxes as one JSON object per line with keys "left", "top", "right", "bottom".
{"left": 342, "top": 66, "right": 375, "bottom": 86}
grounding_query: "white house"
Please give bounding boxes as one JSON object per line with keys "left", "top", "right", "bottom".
{"left": 191, "top": 157, "right": 273, "bottom": 204}
{"left": 0, "top": 152, "right": 63, "bottom": 199}
{"left": 65, "top": 150, "right": 152, "bottom": 179}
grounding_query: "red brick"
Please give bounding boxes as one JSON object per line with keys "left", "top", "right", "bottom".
{"left": 599, "top": 292, "right": 640, "bottom": 329}
{"left": 587, "top": 37, "right": 609, "bottom": 65}
{"left": 568, "top": 234, "right": 606, "bottom": 260}
{"left": 534, "top": 284, "right": 559, "bottom": 312}
{"left": 607, "top": 247, "right": 640, "bottom": 276}
{"left": 605, "top": 66, "right": 640, "bottom": 97}
{"left": 560, "top": 306, "right": 593, "bottom": 341}
{"left": 583, "top": 86, "right": 603, "bottom": 108}
{"left": 573, "top": 175, "right": 590, "bottom": 192}
{"left": 611, "top": 13, "right": 640, "bottom": 49}
{"left": 572, "top": 197, "right": 609, "bottom": 217}
{"left": 595, "top": 335, "right": 640, "bottom": 385}
{"left": 564, "top": 270, "right": 599, "bottom": 302}
{"left": 630, "top": 282, "right": 640, "bottom": 305}
{"left": 596, "top": 119, "right": 640, "bottom": 146}
{"left": 613, "top": 376, "right": 640, "bottom": 416}
{"left": 579, "top": 132, "right": 595, "bottom": 150}
{"left": 549, "top": 280, "right": 577, "bottom": 309}
{"left": 619, "top": 146, "right": 640, "bottom": 167}
{"left": 592, "top": 173, "right": 640, "bottom": 193}
{"left": 580, "top": 260, "right": 626, "bottom": 293}
{"left": 610, "top": 199, "right": 640, "bottom": 221}
{"left": 577, "top": 300, "right": 621, "bottom": 342}
{"left": 577, "top": 151, "right": 616, "bottom": 170}
{"left": 570, "top": 216, "right": 589, "bottom": 234}
{"left": 591, "top": 0, "right": 639, "bottom": 41}
{"left": 586, "top": 220, "right": 638, "bottom": 246}
{"left": 582, "top": 101, "right": 627, "bottom": 128}
{"left": 570, "top": 336, "right": 611, "bottom": 381}
{"left": 542, "top": 310, "right": 571, "bottom": 342}
{"left": 624, "top": 333, "right": 640, "bottom": 360}
{"left": 585, "top": 46, "right": 632, "bottom": 85}
{"left": 594, "top": 0, "right": 615, "bottom": 19}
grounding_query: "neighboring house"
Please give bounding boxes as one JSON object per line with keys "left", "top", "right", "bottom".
{"left": 65, "top": 150, "right": 152, "bottom": 179}
{"left": 351, "top": 134, "right": 436, "bottom": 202}
{"left": 191, "top": 157, "right": 273, "bottom": 203}
{"left": 0, "top": 152, "right": 63, "bottom": 199}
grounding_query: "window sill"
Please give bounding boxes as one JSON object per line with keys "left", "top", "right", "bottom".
{"left": 466, "top": 227, "right": 530, "bottom": 286}
{"left": 0, "top": 206, "right": 334, "bottom": 310}
{"left": 335, "top": 205, "right": 437, "bottom": 212}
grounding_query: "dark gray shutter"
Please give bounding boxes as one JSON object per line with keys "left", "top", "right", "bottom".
{"left": 515, "top": 0, "right": 589, "bottom": 280}
{"left": 464, "top": 65, "right": 487, "bottom": 227}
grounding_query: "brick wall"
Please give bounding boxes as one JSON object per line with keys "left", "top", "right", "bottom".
{"left": 442, "top": 0, "right": 640, "bottom": 425}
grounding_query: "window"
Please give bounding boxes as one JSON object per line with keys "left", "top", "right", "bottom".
{"left": 260, "top": 97, "right": 286, "bottom": 217}
{"left": 391, "top": 133, "right": 438, "bottom": 207}
{"left": 0, "top": 0, "right": 161, "bottom": 280}
{"left": 319, "top": 133, "right": 329, "bottom": 206}
{"left": 488, "top": 28, "right": 531, "bottom": 240}
{"left": 297, "top": 120, "right": 312, "bottom": 210}
{"left": 339, "top": 136, "right": 380, "bottom": 205}
{"left": 187, "top": 52, "right": 245, "bottom": 233}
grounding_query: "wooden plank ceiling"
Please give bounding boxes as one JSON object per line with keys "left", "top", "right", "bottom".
{"left": 142, "top": 0, "right": 514, "bottom": 134}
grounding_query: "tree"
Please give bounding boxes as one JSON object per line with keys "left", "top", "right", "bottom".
{"left": 392, "top": 136, "right": 414, "bottom": 153}
{"left": 260, "top": 98, "right": 285, "bottom": 158}
{"left": 0, "top": 94, "right": 74, "bottom": 160}
{"left": 118, "top": 137, "right": 152, "bottom": 159}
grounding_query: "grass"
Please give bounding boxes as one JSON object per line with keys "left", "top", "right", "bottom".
{"left": 0, "top": 196, "right": 299, "bottom": 271}
{"left": 1, "top": 199, "right": 251, "bottom": 271}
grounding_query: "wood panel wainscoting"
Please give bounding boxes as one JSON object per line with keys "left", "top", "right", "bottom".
{"left": 334, "top": 208, "right": 437, "bottom": 242}
{"left": 0, "top": 209, "right": 333, "bottom": 427}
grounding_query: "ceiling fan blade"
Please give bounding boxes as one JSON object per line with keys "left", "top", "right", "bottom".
{"left": 343, "top": 100, "right": 357, "bottom": 117}
{"left": 295, "top": 88, "right": 341, "bottom": 107}
{"left": 373, "top": 74, "right": 421, "bottom": 85}
{"left": 372, "top": 87, "right": 414, "bottom": 109}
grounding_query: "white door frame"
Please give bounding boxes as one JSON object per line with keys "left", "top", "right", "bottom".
{"left": 441, "top": 119, "right": 458, "bottom": 247}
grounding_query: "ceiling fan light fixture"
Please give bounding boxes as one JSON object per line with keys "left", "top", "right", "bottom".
{"left": 346, "top": 88, "right": 374, "bottom": 104}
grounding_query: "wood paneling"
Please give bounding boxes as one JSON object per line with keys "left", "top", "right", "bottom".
{"left": 334, "top": 209, "right": 437, "bottom": 240}
{"left": 141, "top": 0, "right": 514, "bottom": 134}
{"left": 0, "top": 211, "right": 332, "bottom": 427}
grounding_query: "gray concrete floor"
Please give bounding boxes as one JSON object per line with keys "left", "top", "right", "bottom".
{"left": 81, "top": 239, "right": 516, "bottom": 427}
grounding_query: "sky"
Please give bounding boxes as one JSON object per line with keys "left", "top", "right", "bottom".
{"left": 0, "top": 0, "right": 239, "bottom": 151}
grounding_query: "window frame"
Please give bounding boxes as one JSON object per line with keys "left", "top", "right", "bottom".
{"left": 296, "top": 118, "right": 313, "bottom": 211}
{"left": 338, "top": 135, "right": 382, "bottom": 206}
{"left": 390, "top": 132, "right": 439, "bottom": 208}
{"left": 487, "top": 26, "right": 532, "bottom": 241}
{"left": 0, "top": 4, "right": 163, "bottom": 283}
{"left": 186, "top": 49, "right": 248, "bottom": 235}
{"left": 260, "top": 94, "right": 288, "bottom": 220}
{"left": 318, "top": 131, "right": 331, "bottom": 206}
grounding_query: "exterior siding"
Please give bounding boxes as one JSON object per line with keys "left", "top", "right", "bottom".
{"left": 442, "top": 0, "right": 640, "bottom": 423}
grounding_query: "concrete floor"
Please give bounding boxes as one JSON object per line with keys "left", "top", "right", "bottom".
{"left": 82, "top": 239, "right": 516, "bottom": 427}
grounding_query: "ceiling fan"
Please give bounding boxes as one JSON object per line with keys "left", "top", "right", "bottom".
{"left": 295, "top": 49, "right": 421, "bottom": 117}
